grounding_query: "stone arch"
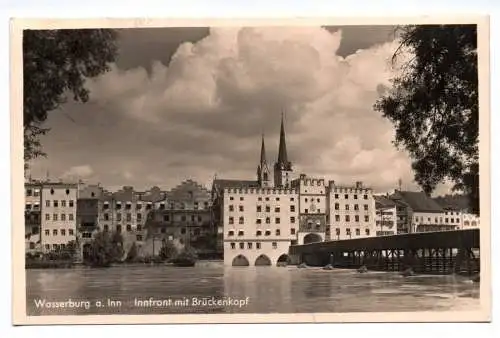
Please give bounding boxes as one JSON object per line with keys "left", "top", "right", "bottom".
{"left": 255, "top": 254, "right": 272, "bottom": 266}
{"left": 232, "top": 254, "right": 250, "bottom": 267}
{"left": 303, "top": 233, "right": 322, "bottom": 244}
{"left": 276, "top": 254, "right": 290, "bottom": 266}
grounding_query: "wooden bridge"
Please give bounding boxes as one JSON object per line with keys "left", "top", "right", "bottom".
{"left": 288, "top": 229, "right": 480, "bottom": 275}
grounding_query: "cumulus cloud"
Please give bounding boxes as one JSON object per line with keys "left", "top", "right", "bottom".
{"left": 61, "top": 165, "right": 94, "bottom": 181}
{"left": 40, "top": 26, "right": 451, "bottom": 194}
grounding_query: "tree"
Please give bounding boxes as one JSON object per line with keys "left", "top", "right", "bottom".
{"left": 84, "top": 231, "right": 124, "bottom": 267}
{"left": 374, "top": 25, "right": 479, "bottom": 215}
{"left": 23, "top": 29, "right": 118, "bottom": 170}
{"left": 159, "top": 240, "right": 179, "bottom": 261}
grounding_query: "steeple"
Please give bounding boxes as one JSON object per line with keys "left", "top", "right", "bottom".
{"left": 257, "top": 134, "right": 271, "bottom": 187}
{"left": 276, "top": 111, "right": 291, "bottom": 170}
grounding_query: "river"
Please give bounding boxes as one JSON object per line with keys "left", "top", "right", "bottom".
{"left": 25, "top": 261, "right": 480, "bottom": 316}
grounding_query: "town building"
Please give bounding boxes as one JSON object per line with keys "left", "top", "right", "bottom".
{"left": 25, "top": 181, "right": 42, "bottom": 252}
{"left": 76, "top": 184, "right": 105, "bottom": 260}
{"left": 40, "top": 182, "right": 79, "bottom": 252}
{"left": 213, "top": 115, "right": 377, "bottom": 267}
{"left": 374, "top": 195, "right": 398, "bottom": 236}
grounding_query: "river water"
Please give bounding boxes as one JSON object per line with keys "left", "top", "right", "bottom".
{"left": 26, "top": 261, "right": 480, "bottom": 316}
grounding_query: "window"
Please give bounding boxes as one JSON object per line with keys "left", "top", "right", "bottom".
{"left": 256, "top": 230, "right": 262, "bottom": 236}
{"left": 256, "top": 219, "right": 262, "bottom": 224}
{"left": 335, "top": 215, "right": 340, "bottom": 222}
{"left": 136, "top": 235, "right": 143, "bottom": 241}
{"left": 266, "top": 217, "right": 270, "bottom": 224}
{"left": 256, "top": 243, "right": 261, "bottom": 249}
{"left": 46, "top": 200, "right": 50, "bottom": 207}
{"left": 291, "top": 228, "right": 296, "bottom": 235}
{"left": 136, "top": 203, "right": 142, "bottom": 210}
{"left": 355, "top": 228, "right": 360, "bottom": 236}
{"left": 272, "top": 242, "right": 277, "bottom": 249}
{"left": 276, "top": 197, "right": 280, "bottom": 201}
{"left": 69, "top": 214, "right": 74, "bottom": 221}
{"left": 191, "top": 215, "right": 195, "bottom": 222}
{"left": 239, "top": 242, "right": 245, "bottom": 249}
{"left": 61, "top": 229, "right": 66, "bottom": 236}
{"left": 445, "top": 218, "right": 449, "bottom": 223}
{"left": 146, "top": 203, "right": 152, "bottom": 210}
{"left": 275, "top": 207, "right": 280, "bottom": 212}
{"left": 126, "top": 224, "right": 132, "bottom": 232}
{"left": 275, "top": 217, "right": 280, "bottom": 224}
{"left": 345, "top": 215, "right": 350, "bottom": 222}
{"left": 163, "top": 215, "right": 169, "bottom": 222}
{"left": 116, "top": 203, "right": 122, "bottom": 210}
{"left": 45, "top": 244, "right": 50, "bottom": 250}
{"left": 53, "top": 229, "right": 58, "bottom": 236}
{"left": 228, "top": 230, "right": 234, "bottom": 236}
{"left": 61, "top": 200, "right": 66, "bottom": 207}
{"left": 116, "top": 213, "right": 122, "bottom": 221}
{"left": 230, "top": 196, "right": 234, "bottom": 201}
{"left": 61, "top": 214, "right": 66, "bottom": 221}
{"left": 103, "top": 203, "right": 109, "bottom": 210}
{"left": 53, "top": 213, "right": 58, "bottom": 221}
{"left": 363, "top": 195, "right": 368, "bottom": 199}
{"left": 104, "top": 213, "right": 109, "bottom": 221}
{"left": 265, "top": 205, "right": 270, "bottom": 212}
{"left": 247, "top": 242, "right": 253, "bottom": 249}
{"left": 344, "top": 194, "right": 348, "bottom": 199}
{"left": 257, "top": 197, "right": 262, "bottom": 201}
{"left": 336, "top": 228, "right": 340, "bottom": 235}
{"left": 240, "top": 197, "right": 244, "bottom": 201}
{"left": 229, "top": 205, "right": 234, "bottom": 212}
{"left": 305, "top": 209, "right": 308, "bottom": 213}
{"left": 365, "top": 229, "right": 370, "bottom": 236}
{"left": 239, "top": 217, "right": 244, "bottom": 224}
{"left": 290, "top": 216, "right": 295, "bottom": 223}
{"left": 354, "top": 194, "right": 358, "bottom": 200}
{"left": 26, "top": 189, "right": 32, "bottom": 196}
{"left": 335, "top": 203, "right": 339, "bottom": 210}
{"left": 230, "top": 243, "right": 236, "bottom": 249}
{"left": 137, "top": 224, "right": 142, "bottom": 231}
{"left": 50, "top": 189, "right": 54, "bottom": 195}
{"left": 69, "top": 200, "right": 74, "bottom": 207}
{"left": 365, "top": 215, "right": 369, "bottom": 222}
{"left": 265, "top": 197, "right": 269, "bottom": 201}
{"left": 238, "top": 230, "right": 244, "bottom": 236}
{"left": 229, "top": 217, "right": 234, "bottom": 224}
{"left": 276, "top": 229, "right": 280, "bottom": 236}
{"left": 346, "top": 228, "right": 351, "bottom": 235}
{"left": 103, "top": 225, "right": 109, "bottom": 232}
{"left": 126, "top": 203, "right": 133, "bottom": 210}
{"left": 69, "top": 228, "right": 75, "bottom": 235}
{"left": 257, "top": 205, "right": 262, "bottom": 212}
{"left": 305, "top": 198, "right": 308, "bottom": 203}
{"left": 239, "top": 205, "right": 244, "bottom": 212}
{"left": 345, "top": 204, "right": 349, "bottom": 210}
{"left": 456, "top": 218, "right": 460, "bottom": 223}
{"left": 290, "top": 197, "right": 294, "bottom": 202}
{"left": 265, "top": 230, "right": 271, "bottom": 236}
{"left": 181, "top": 228, "right": 186, "bottom": 234}
{"left": 355, "top": 215, "right": 359, "bottom": 222}
{"left": 290, "top": 205, "right": 295, "bottom": 212}
{"left": 137, "top": 213, "right": 142, "bottom": 221}
{"left": 45, "top": 214, "right": 50, "bottom": 221}
{"left": 45, "top": 230, "right": 50, "bottom": 236}
{"left": 354, "top": 204, "right": 359, "bottom": 211}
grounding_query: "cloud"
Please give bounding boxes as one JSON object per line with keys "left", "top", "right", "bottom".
{"left": 61, "top": 165, "right": 94, "bottom": 180}
{"left": 33, "top": 26, "right": 453, "bottom": 195}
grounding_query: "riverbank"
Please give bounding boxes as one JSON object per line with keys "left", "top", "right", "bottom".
{"left": 26, "top": 259, "right": 224, "bottom": 269}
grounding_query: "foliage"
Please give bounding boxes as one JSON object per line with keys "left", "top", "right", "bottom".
{"left": 84, "top": 231, "right": 124, "bottom": 267}
{"left": 159, "top": 241, "right": 179, "bottom": 261}
{"left": 126, "top": 242, "right": 139, "bottom": 262}
{"left": 23, "top": 29, "right": 118, "bottom": 169}
{"left": 374, "top": 25, "right": 479, "bottom": 215}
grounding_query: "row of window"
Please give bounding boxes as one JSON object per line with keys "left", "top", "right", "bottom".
{"left": 229, "top": 242, "right": 278, "bottom": 250}
{"left": 102, "top": 201, "right": 209, "bottom": 210}
{"left": 229, "top": 196, "right": 295, "bottom": 202}
{"left": 331, "top": 228, "right": 371, "bottom": 236}
{"left": 333, "top": 194, "right": 369, "bottom": 200}
{"left": 414, "top": 216, "right": 461, "bottom": 224}
{"left": 228, "top": 214, "right": 371, "bottom": 225}
{"left": 45, "top": 200, "right": 75, "bottom": 208}
{"left": 45, "top": 213, "right": 74, "bottom": 221}
{"left": 26, "top": 188, "right": 73, "bottom": 197}
{"left": 44, "top": 229, "right": 75, "bottom": 236}
{"left": 228, "top": 228, "right": 294, "bottom": 237}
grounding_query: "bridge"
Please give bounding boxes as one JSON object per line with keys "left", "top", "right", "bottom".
{"left": 288, "top": 229, "right": 480, "bottom": 275}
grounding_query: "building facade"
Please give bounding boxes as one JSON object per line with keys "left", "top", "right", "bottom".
{"left": 374, "top": 195, "right": 397, "bottom": 236}
{"left": 25, "top": 182, "right": 42, "bottom": 252}
{"left": 214, "top": 115, "right": 377, "bottom": 266}
{"left": 40, "top": 182, "right": 79, "bottom": 252}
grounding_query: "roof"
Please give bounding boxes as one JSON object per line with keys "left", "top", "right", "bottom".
{"left": 393, "top": 191, "right": 445, "bottom": 213}
{"left": 374, "top": 195, "right": 396, "bottom": 208}
{"left": 212, "top": 179, "right": 260, "bottom": 191}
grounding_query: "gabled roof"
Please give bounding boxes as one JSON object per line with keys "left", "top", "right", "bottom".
{"left": 374, "top": 195, "right": 397, "bottom": 208}
{"left": 393, "top": 191, "right": 445, "bottom": 213}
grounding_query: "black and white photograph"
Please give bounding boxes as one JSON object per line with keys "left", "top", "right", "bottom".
{"left": 11, "top": 16, "right": 490, "bottom": 324}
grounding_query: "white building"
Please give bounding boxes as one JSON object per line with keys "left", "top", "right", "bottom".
{"left": 40, "top": 182, "right": 79, "bottom": 252}
{"left": 25, "top": 182, "right": 42, "bottom": 252}
{"left": 462, "top": 212, "right": 480, "bottom": 229}
{"left": 213, "top": 115, "right": 377, "bottom": 266}
{"left": 374, "top": 195, "right": 397, "bottom": 236}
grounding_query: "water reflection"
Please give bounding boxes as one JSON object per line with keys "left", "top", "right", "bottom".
{"left": 26, "top": 262, "right": 480, "bottom": 316}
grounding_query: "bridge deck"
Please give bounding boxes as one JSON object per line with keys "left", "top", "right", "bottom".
{"left": 289, "top": 229, "right": 480, "bottom": 255}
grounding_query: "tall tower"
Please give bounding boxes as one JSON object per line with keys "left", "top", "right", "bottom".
{"left": 257, "top": 134, "right": 272, "bottom": 188}
{"left": 274, "top": 112, "right": 293, "bottom": 188}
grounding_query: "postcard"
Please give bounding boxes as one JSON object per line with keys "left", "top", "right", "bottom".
{"left": 11, "top": 15, "right": 491, "bottom": 325}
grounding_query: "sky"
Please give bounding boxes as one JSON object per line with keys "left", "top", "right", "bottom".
{"left": 27, "top": 25, "right": 454, "bottom": 195}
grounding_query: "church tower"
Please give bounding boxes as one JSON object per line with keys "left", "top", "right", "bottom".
{"left": 274, "top": 112, "right": 293, "bottom": 188}
{"left": 257, "top": 134, "right": 272, "bottom": 188}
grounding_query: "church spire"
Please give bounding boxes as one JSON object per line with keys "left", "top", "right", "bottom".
{"left": 260, "top": 133, "right": 267, "bottom": 164}
{"left": 277, "top": 110, "right": 290, "bottom": 169}
{"left": 257, "top": 133, "right": 271, "bottom": 187}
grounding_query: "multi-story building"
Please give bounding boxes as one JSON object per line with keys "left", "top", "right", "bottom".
{"left": 25, "top": 182, "right": 42, "bottom": 252}
{"left": 144, "top": 180, "right": 215, "bottom": 256}
{"left": 374, "top": 195, "right": 397, "bottom": 236}
{"left": 214, "top": 115, "right": 378, "bottom": 266}
{"left": 462, "top": 212, "right": 480, "bottom": 229}
{"left": 77, "top": 184, "right": 104, "bottom": 260}
{"left": 40, "top": 182, "right": 78, "bottom": 252}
